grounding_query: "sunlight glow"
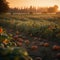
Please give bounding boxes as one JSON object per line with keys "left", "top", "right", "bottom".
{"left": 7, "top": 0, "right": 60, "bottom": 10}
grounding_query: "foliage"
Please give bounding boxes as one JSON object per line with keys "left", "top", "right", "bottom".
{"left": 0, "top": 0, "right": 9, "bottom": 14}
{"left": 0, "top": 27, "right": 32, "bottom": 60}
{"left": 0, "top": 14, "right": 60, "bottom": 60}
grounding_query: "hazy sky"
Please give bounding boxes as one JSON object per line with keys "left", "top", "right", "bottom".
{"left": 7, "top": 0, "right": 60, "bottom": 10}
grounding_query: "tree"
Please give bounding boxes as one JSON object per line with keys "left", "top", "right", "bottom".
{"left": 29, "top": 6, "right": 33, "bottom": 14}
{"left": 53, "top": 5, "right": 58, "bottom": 12}
{"left": 48, "top": 5, "right": 58, "bottom": 13}
{"left": 0, "top": 0, "right": 9, "bottom": 14}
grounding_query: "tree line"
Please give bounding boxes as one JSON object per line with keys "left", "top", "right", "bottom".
{"left": 0, "top": 0, "right": 9, "bottom": 14}
{"left": 0, "top": 0, "right": 59, "bottom": 14}
{"left": 9, "top": 5, "right": 58, "bottom": 14}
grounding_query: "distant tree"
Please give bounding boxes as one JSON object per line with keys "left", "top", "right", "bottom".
{"left": 48, "top": 5, "right": 58, "bottom": 13}
{"left": 29, "top": 6, "right": 33, "bottom": 14}
{"left": 48, "top": 7, "right": 54, "bottom": 13}
{"left": 0, "top": 0, "right": 9, "bottom": 14}
{"left": 53, "top": 5, "right": 58, "bottom": 12}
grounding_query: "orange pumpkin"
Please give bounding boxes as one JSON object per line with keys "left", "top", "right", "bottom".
{"left": 18, "top": 38, "right": 23, "bottom": 42}
{"left": 17, "top": 42, "right": 23, "bottom": 46}
{"left": 25, "top": 40, "right": 30, "bottom": 45}
{"left": 16, "top": 31, "right": 19, "bottom": 34}
{"left": 52, "top": 45, "right": 60, "bottom": 51}
{"left": 13, "top": 35, "right": 18, "bottom": 39}
{"left": 31, "top": 45, "right": 38, "bottom": 51}
{"left": 0, "top": 27, "right": 3, "bottom": 34}
{"left": 44, "top": 43, "right": 49, "bottom": 47}
{"left": 3, "top": 39, "right": 9, "bottom": 45}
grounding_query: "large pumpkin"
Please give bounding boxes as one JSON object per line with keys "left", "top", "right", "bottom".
{"left": 52, "top": 45, "right": 60, "bottom": 51}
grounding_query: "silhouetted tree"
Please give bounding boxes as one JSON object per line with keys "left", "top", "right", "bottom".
{"left": 0, "top": 0, "right": 9, "bottom": 14}
{"left": 29, "top": 6, "right": 33, "bottom": 14}
{"left": 53, "top": 5, "right": 58, "bottom": 12}
{"left": 48, "top": 5, "right": 58, "bottom": 13}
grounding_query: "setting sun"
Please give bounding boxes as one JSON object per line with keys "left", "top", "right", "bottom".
{"left": 7, "top": 0, "right": 60, "bottom": 10}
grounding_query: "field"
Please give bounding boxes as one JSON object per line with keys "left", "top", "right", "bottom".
{"left": 0, "top": 13, "right": 60, "bottom": 60}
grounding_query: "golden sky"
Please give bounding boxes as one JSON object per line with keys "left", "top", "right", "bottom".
{"left": 7, "top": 0, "right": 60, "bottom": 10}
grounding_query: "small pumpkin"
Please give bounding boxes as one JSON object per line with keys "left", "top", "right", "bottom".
{"left": 17, "top": 42, "right": 23, "bottom": 47}
{"left": 25, "top": 40, "right": 30, "bottom": 45}
{"left": 31, "top": 45, "right": 38, "bottom": 51}
{"left": 43, "top": 43, "right": 49, "bottom": 47}
{"left": 3, "top": 39, "right": 9, "bottom": 45}
{"left": 0, "top": 27, "right": 3, "bottom": 34}
{"left": 18, "top": 38, "right": 23, "bottom": 42}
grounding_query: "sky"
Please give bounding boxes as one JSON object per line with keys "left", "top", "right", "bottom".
{"left": 7, "top": 0, "right": 60, "bottom": 10}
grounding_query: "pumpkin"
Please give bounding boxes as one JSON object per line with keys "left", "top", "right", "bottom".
{"left": 31, "top": 45, "right": 38, "bottom": 51}
{"left": 18, "top": 38, "right": 23, "bottom": 42}
{"left": 0, "top": 27, "right": 3, "bottom": 34}
{"left": 16, "top": 31, "right": 19, "bottom": 35}
{"left": 13, "top": 35, "right": 18, "bottom": 39}
{"left": 52, "top": 45, "right": 60, "bottom": 51}
{"left": 43, "top": 43, "right": 49, "bottom": 47}
{"left": 25, "top": 40, "right": 30, "bottom": 45}
{"left": 3, "top": 39, "right": 9, "bottom": 45}
{"left": 17, "top": 42, "right": 23, "bottom": 47}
